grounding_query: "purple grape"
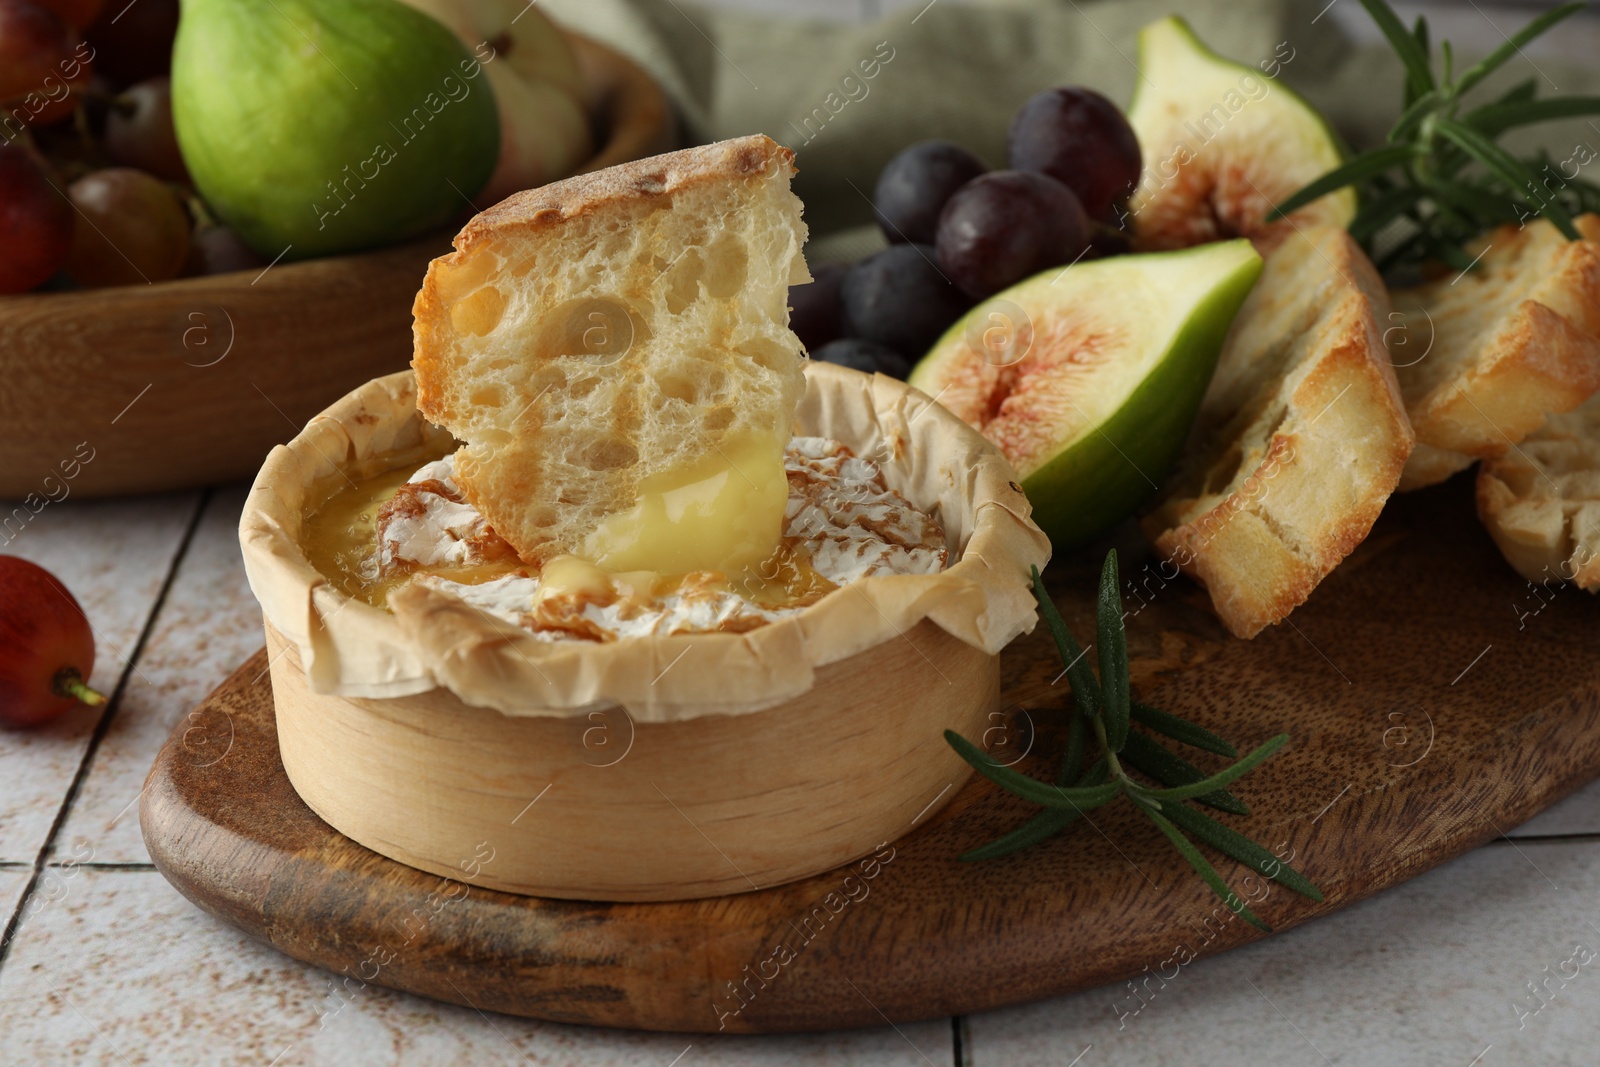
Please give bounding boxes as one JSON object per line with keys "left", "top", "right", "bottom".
{"left": 874, "top": 140, "right": 987, "bottom": 245}
{"left": 1009, "top": 87, "right": 1142, "bottom": 224}
{"left": 811, "top": 338, "right": 912, "bottom": 380}
{"left": 936, "top": 171, "right": 1089, "bottom": 300}
{"left": 841, "top": 244, "right": 971, "bottom": 359}
{"left": 788, "top": 261, "right": 847, "bottom": 352}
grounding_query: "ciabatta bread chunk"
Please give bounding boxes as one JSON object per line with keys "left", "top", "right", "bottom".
{"left": 1144, "top": 225, "right": 1413, "bottom": 639}
{"left": 412, "top": 135, "right": 809, "bottom": 569}
{"left": 1477, "top": 393, "right": 1600, "bottom": 591}
{"left": 1389, "top": 216, "right": 1600, "bottom": 489}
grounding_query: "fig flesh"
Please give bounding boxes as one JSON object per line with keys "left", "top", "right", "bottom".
{"left": 1127, "top": 16, "right": 1354, "bottom": 253}
{"left": 910, "top": 240, "right": 1262, "bottom": 548}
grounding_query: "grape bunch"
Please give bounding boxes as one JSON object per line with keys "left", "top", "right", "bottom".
{"left": 790, "top": 86, "right": 1142, "bottom": 376}
{"left": 0, "top": 0, "right": 262, "bottom": 295}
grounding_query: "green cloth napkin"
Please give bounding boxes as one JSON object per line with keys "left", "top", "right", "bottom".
{"left": 543, "top": 0, "right": 1600, "bottom": 261}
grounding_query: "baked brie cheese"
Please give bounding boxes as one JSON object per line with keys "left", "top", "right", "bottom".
{"left": 294, "top": 135, "right": 967, "bottom": 644}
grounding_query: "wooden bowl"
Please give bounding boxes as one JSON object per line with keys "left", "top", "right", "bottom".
{"left": 238, "top": 366, "right": 1050, "bottom": 901}
{"left": 0, "top": 33, "right": 675, "bottom": 500}
{"left": 264, "top": 620, "right": 997, "bottom": 901}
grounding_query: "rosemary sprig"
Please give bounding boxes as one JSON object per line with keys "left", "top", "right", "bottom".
{"left": 945, "top": 554, "right": 1322, "bottom": 932}
{"left": 1270, "top": 0, "right": 1600, "bottom": 277}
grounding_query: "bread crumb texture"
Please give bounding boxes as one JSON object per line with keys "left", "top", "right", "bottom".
{"left": 412, "top": 135, "right": 809, "bottom": 564}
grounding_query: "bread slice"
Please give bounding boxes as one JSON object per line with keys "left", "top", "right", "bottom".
{"left": 1389, "top": 216, "right": 1600, "bottom": 489}
{"left": 412, "top": 135, "right": 809, "bottom": 567}
{"left": 1144, "top": 225, "right": 1413, "bottom": 638}
{"left": 1477, "top": 393, "right": 1600, "bottom": 590}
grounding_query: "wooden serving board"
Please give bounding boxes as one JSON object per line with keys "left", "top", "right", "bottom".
{"left": 142, "top": 479, "right": 1600, "bottom": 1033}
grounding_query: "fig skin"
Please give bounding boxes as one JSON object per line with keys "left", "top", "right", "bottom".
{"left": 0, "top": 555, "right": 103, "bottom": 729}
{"left": 171, "top": 0, "right": 501, "bottom": 260}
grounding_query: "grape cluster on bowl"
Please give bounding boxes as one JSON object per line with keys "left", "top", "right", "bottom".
{"left": 0, "top": 0, "right": 263, "bottom": 295}
{"left": 792, "top": 86, "right": 1142, "bottom": 378}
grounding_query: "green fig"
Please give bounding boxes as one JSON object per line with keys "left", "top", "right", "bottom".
{"left": 172, "top": 0, "right": 500, "bottom": 260}
{"left": 1128, "top": 16, "right": 1354, "bottom": 251}
{"left": 909, "top": 240, "right": 1262, "bottom": 549}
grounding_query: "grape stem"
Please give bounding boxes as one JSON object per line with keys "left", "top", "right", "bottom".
{"left": 52, "top": 668, "right": 105, "bottom": 707}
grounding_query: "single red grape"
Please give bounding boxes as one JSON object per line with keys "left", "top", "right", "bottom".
{"left": 83, "top": 0, "right": 176, "bottom": 88}
{"left": 936, "top": 170, "right": 1089, "bottom": 299}
{"left": 0, "top": 144, "right": 74, "bottom": 292}
{"left": 0, "top": 555, "right": 104, "bottom": 729}
{"left": 30, "top": 0, "right": 100, "bottom": 30}
{"left": 811, "top": 338, "right": 912, "bottom": 380}
{"left": 788, "top": 261, "right": 847, "bottom": 352}
{"left": 841, "top": 243, "right": 971, "bottom": 359}
{"left": 1009, "top": 87, "right": 1142, "bottom": 225}
{"left": 874, "top": 140, "right": 987, "bottom": 246}
{"left": 65, "top": 167, "right": 190, "bottom": 287}
{"left": 0, "top": 0, "right": 93, "bottom": 128}
{"left": 104, "top": 76, "right": 189, "bottom": 182}
{"left": 187, "top": 223, "right": 266, "bottom": 275}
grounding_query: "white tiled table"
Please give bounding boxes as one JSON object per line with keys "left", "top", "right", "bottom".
{"left": 6, "top": 476, "right": 1600, "bottom": 1067}
{"left": 7, "top": 2, "right": 1600, "bottom": 1063}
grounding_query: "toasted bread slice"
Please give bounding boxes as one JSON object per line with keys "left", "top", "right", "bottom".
{"left": 1477, "top": 393, "right": 1600, "bottom": 590}
{"left": 413, "top": 135, "right": 808, "bottom": 567}
{"left": 1389, "top": 216, "right": 1600, "bottom": 488}
{"left": 1144, "top": 225, "right": 1413, "bottom": 638}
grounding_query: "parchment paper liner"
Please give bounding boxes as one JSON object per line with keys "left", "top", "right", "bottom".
{"left": 240, "top": 362, "right": 1051, "bottom": 721}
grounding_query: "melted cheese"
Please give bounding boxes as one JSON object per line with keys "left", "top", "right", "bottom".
{"left": 301, "top": 437, "right": 950, "bottom": 641}
{"left": 578, "top": 431, "right": 789, "bottom": 578}
{"left": 533, "top": 554, "right": 615, "bottom": 605}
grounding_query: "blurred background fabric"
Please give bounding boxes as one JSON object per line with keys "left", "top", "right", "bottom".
{"left": 542, "top": 0, "right": 1600, "bottom": 261}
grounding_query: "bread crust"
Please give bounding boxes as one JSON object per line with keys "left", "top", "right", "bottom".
{"left": 1391, "top": 216, "right": 1600, "bottom": 488}
{"left": 413, "top": 134, "right": 795, "bottom": 431}
{"left": 1477, "top": 394, "right": 1600, "bottom": 591}
{"left": 1144, "top": 225, "right": 1414, "bottom": 638}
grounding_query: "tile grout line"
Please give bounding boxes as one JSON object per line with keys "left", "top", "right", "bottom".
{"left": 1491, "top": 830, "right": 1600, "bottom": 846}
{"left": 0, "top": 489, "right": 212, "bottom": 972}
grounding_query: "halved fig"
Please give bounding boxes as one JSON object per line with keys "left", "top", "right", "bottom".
{"left": 1127, "top": 16, "right": 1354, "bottom": 253}
{"left": 909, "top": 240, "right": 1262, "bottom": 548}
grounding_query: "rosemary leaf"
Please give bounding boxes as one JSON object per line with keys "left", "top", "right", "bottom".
{"left": 945, "top": 730, "right": 1123, "bottom": 809}
{"left": 1121, "top": 730, "right": 1249, "bottom": 816}
{"left": 1434, "top": 117, "right": 1578, "bottom": 237}
{"left": 1056, "top": 707, "right": 1087, "bottom": 786}
{"left": 1096, "top": 552, "right": 1130, "bottom": 753}
{"left": 960, "top": 762, "right": 1109, "bottom": 862}
{"left": 1426, "top": 175, "right": 1526, "bottom": 222}
{"left": 1131, "top": 734, "right": 1288, "bottom": 803}
{"left": 1129, "top": 700, "right": 1237, "bottom": 758}
{"left": 958, "top": 809, "right": 1080, "bottom": 862}
{"left": 1268, "top": 144, "right": 1416, "bottom": 219}
{"left": 1464, "top": 96, "right": 1600, "bottom": 138}
{"left": 1031, "top": 566, "right": 1100, "bottom": 722}
{"left": 1387, "top": 88, "right": 1442, "bottom": 144}
{"left": 1358, "top": 0, "right": 1434, "bottom": 102}
{"left": 1348, "top": 185, "right": 1427, "bottom": 244}
{"left": 1453, "top": 2, "right": 1585, "bottom": 98}
{"left": 1143, "top": 808, "right": 1271, "bottom": 932}
{"left": 1488, "top": 77, "right": 1539, "bottom": 108}
{"left": 1159, "top": 803, "right": 1324, "bottom": 902}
